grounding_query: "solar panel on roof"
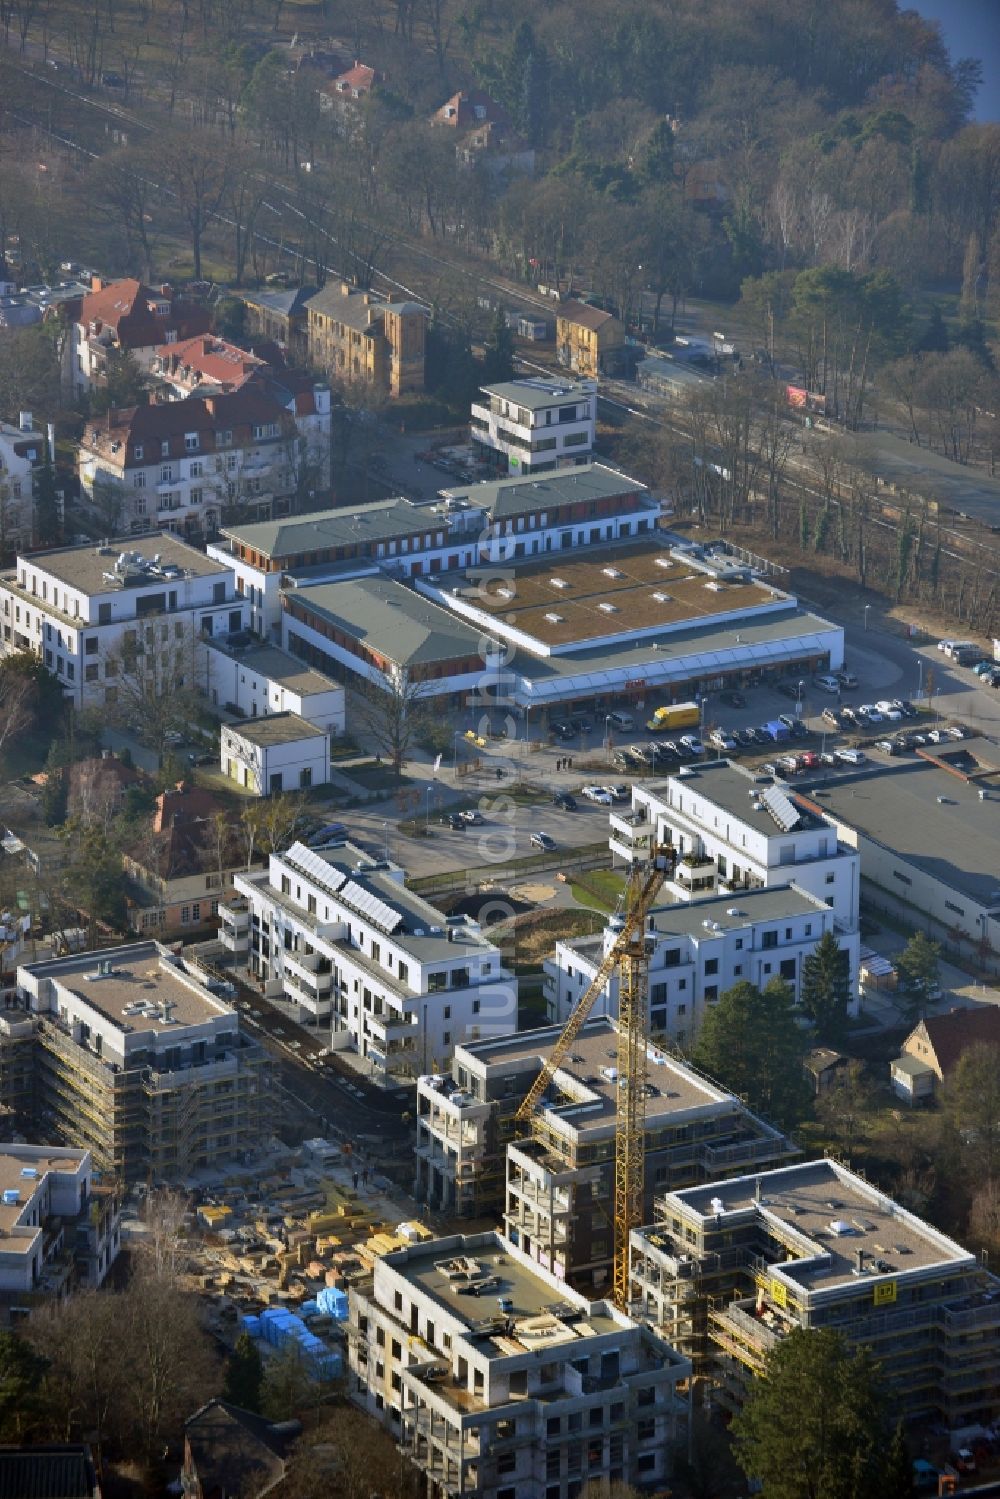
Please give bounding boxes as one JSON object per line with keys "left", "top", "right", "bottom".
{"left": 286, "top": 842, "right": 347, "bottom": 894}
{"left": 760, "top": 783, "right": 800, "bottom": 832}
{"left": 339, "top": 879, "right": 403, "bottom": 934}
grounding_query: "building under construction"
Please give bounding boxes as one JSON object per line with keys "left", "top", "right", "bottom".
{"left": 10, "top": 942, "right": 274, "bottom": 1184}
{"left": 415, "top": 1017, "right": 797, "bottom": 1293}
{"left": 629, "top": 1158, "right": 1000, "bottom": 1427}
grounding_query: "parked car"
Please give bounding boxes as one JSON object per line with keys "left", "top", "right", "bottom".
{"left": 611, "top": 750, "right": 633, "bottom": 771}
{"left": 776, "top": 683, "right": 801, "bottom": 700}
{"left": 743, "top": 726, "right": 762, "bottom": 743}
{"left": 553, "top": 791, "right": 577, "bottom": 811}
{"left": 875, "top": 700, "right": 902, "bottom": 720}
{"left": 874, "top": 739, "right": 897, "bottom": 755}
{"left": 837, "top": 670, "right": 858, "bottom": 688}
{"left": 927, "top": 727, "right": 948, "bottom": 743}
{"left": 569, "top": 714, "right": 594, "bottom": 733}
{"left": 582, "top": 785, "right": 614, "bottom": 804}
{"left": 552, "top": 721, "right": 576, "bottom": 740}
{"left": 973, "top": 660, "right": 995, "bottom": 676}
{"left": 894, "top": 699, "right": 917, "bottom": 717}
{"left": 815, "top": 673, "right": 841, "bottom": 692}
{"left": 460, "top": 809, "right": 485, "bottom": 825}
{"left": 732, "top": 728, "right": 754, "bottom": 748}
{"left": 679, "top": 735, "right": 704, "bottom": 755}
{"left": 604, "top": 784, "right": 630, "bottom": 802}
{"left": 840, "top": 706, "right": 859, "bottom": 724}
{"left": 821, "top": 708, "right": 840, "bottom": 728}
{"left": 530, "top": 832, "right": 556, "bottom": 851}
{"left": 799, "top": 750, "right": 819, "bottom": 768}
{"left": 719, "top": 689, "right": 746, "bottom": 707}
{"left": 947, "top": 724, "right": 967, "bottom": 739}
{"left": 835, "top": 747, "right": 866, "bottom": 765}
{"left": 710, "top": 729, "right": 737, "bottom": 751}
{"left": 445, "top": 813, "right": 466, "bottom": 830}
{"left": 308, "top": 822, "right": 349, "bottom": 846}
{"left": 858, "top": 704, "right": 883, "bottom": 723}
{"left": 777, "top": 713, "right": 798, "bottom": 730}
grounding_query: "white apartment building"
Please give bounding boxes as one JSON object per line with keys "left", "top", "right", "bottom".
{"left": 77, "top": 385, "right": 331, "bottom": 541}
{"left": 544, "top": 885, "right": 860, "bottom": 1047}
{"left": 348, "top": 1229, "right": 691, "bottom": 1499}
{"left": 0, "top": 413, "right": 49, "bottom": 556}
{"left": 222, "top": 840, "right": 516, "bottom": 1079}
{"left": 206, "top": 639, "right": 345, "bottom": 733}
{"left": 611, "top": 759, "right": 860, "bottom": 931}
{"left": 0, "top": 534, "right": 245, "bottom": 709}
{"left": 470, "top": 377, "right": 596, "bottom": 476}
{"left": 0, "top": 1144, "right": 120, "bottom": 1302}
{"left": 221, "top": 713, "right": 331, "bottom": 795}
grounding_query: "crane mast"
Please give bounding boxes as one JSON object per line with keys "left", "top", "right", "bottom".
{"left": 515, "top": 845, "right": 675, "bottom": 1308}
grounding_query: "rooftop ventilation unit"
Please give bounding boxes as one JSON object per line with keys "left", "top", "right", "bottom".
{"left": 598, "top": 602, "right": 619, "bottom": 614}
{"left": 652, "top": 591, "right": 671, "bottom": 603}
{"left": 655, "top": 557, "right": 673, "bottom": 569}
{"left": 602, "top": 567, "right": 623, "bottom": 578}
{"left": 549, "top": 577, "right": 569, "bottom": 589}
{"left": 544, "top": 612, "right": 564, "bottom": 624}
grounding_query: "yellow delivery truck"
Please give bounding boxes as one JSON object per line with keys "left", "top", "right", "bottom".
{"left": 646, "top": 701, "right": 700, "bottom": 732}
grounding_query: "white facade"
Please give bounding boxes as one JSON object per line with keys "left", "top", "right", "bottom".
{"left": 221, "top": 840, "right": 516, "bottom": 1077}
{"left": 0, "top": 1144, "right": 120, "bottom": 1295}
{"left": 544, "top": 885, "right": 860, "bottom": 1046}
{"left": 348, "top": 1230, "right": 691, "bottom": 1499}
{"left": 611, "top": 761, "right": 860, "bottom": 932}
{"left": 221, "top": 713, "right": 330, "bottom": 795}
{"left": 0, "top": 415, "right": 48, "bottom": 555}
{"left": 0, "top": 536, "right": 245, "bottom": 708}
{"left": 207, "top": 641, "right": 345, "bottom": 735}
{"left": 470, "top": 377, "right": 596, "bottom": 475}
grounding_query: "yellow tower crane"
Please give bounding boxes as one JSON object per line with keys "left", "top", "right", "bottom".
{"left": 515, "top": 844, "right": 677, "bottom": 1309}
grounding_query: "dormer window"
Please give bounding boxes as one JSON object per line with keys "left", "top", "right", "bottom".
{"left": 133, "top": 444, "right": 144, "bottom": 461}
{"left": 160, "top": 440, "right": 170, "bottom": 457}
{"left": 185, "top": 433, "right": 199, "bottom": 451}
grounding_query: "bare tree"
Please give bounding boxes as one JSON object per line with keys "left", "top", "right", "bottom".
{"left": 239, "top": 791, "right": 310, "bottom": 868}
{"left": 0, "top": 664, "right": 32, "bottom": 762}
{"left": 352, "top": 670, "right": 431, "bottom": 776}
{"left": 105, "top": 619, "right": 203, "bottom": 760}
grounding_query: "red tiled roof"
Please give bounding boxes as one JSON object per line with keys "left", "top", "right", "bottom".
{"left": 154, "top": 785, "right": 226, "bottom": 834}
{"left": 79, "top": 278, "right": 211, "bottom": 351}
{"left": 434, "top": 89, "right": 509, "bottom": 129}
{"left": 912, "top": 1007, "right": 1000, "bottom": 1076}
{"left": 153, "top": 335, "right": 266, "bottom": 392}
{"left": 335, "top": 61, "right": 376, "bottom": 92}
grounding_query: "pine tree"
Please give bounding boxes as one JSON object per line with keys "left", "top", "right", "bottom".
{"left": 882, "top": 1420, "right": 914, "bottom": 1499}
{"left": 223, "top": 1332, "right": 264, "bottom": 1413}
{"left": 691, "top": 978, "right": 811, "bottom": 1127}
{"left": 482, "top": 305, "right": 515, "bottom": 385}
{"left": 915, "top": 303, "right": 949, "bottom": 355}
{"left": 33, "top": 458, "right": 62, "bottom": 547}
{"left": 799, "top": 930, "right": 851, "bottom": 1046}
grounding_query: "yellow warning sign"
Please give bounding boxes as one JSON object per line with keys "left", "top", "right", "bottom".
{"left": 770, "top": 1279, "right": 788, "bottom": 1308}
{"left": 873, "top": 1280, "right": 897, "bottom": 1306}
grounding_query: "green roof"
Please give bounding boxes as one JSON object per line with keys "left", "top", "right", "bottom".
{"left": 291, "top": 578, "right": 483, "bottom": 668}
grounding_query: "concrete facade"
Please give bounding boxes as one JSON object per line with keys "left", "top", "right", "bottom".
{"left": 221, "top": 713, "right": 331, "bottom": 795}
{"left": 348, "top": 1229, "right": 692, "bottom": 1499}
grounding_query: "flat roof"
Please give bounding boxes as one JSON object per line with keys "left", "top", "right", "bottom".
{"left": 18, "top": 535, "right": 225, "bottom": 594}
{"left": 646, "top": 883, "right": 828, "bottom": 937}
{"left": 208, "top": 641, "right": 337, "bottom": 697}
{"left": 276, "top": 841, "right": 499, "bottom": 963}
{"left": 391, "top": 1232, "right": 622, "bottom": 1355}
{"left": 448, "top": 540, "right": 780, "bottom": 647}
{"left": 454, "top": 1016, "right": 735, "bottom": 1131}
{"left": 675, "top": 1159, "right": 973, "bottom": 1292}
{"left": 644, "top": 760, "right": 828, "bottom": 838}
{"left": 221, "top": 497, "right": 428, "bottom": 557}
{"left": 289, "top": 577, "right": 483, "bottom": 667}
{"left": 798, "top": 758, "right": 1000, "bottom": 909}
{"left": 227, "top": 711, "right": 327, "bottom": 746}
{"left": 0, "top": 1149, "right": 86, "bottom": 1251}
{"left": 33, "top": 944, "right": 232, "bottom": 1034}
{"left": 478, "top": 377, "right": 594, "bottom": 410}
{"left": 438, "top": 461, "right": 647, "bottom": 522}
{"left": 848, "top": 430, "right": 1000, "bottom": 529}
{"left": 518, "top": 606, "right": 840, "bottom": 695}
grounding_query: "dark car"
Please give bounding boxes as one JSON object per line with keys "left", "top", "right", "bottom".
{"left": 732, "top": 728, "right": 753, "bottom": 748}
{"left": 553, "top": 791, "right": 577, "bottom": 811}
{"left": 743, "top": 726, "right": 762, "bottom": 744}
{"left": 569, "top": 715, "right": 594, "bottom": 733}
{"left": 776, "top": 683, "right": 801, "bottom": 700}
{"left": 789, "top": 719, "right": 810, "bottom": 739}
{"left": 719, "top": 689, "right": 746, "bottom": 708}
{"left": 552, "top": 722, "right": 575, "bottom": 740}
{"left": 445, "top": 813, "right": 466, "bottom": 830}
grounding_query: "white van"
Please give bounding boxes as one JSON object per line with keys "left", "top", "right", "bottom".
{"left": 607, "top": 711, "right": 635, "bottom": 732}
{"left": 815, "top": 673, "right": 840, "bottom": 693}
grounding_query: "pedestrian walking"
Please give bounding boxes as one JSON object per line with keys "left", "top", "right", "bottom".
{"left": 362, "top": 1167, "right": 369, "bottom": 1187}
{"left": 352, "top": 1170, "right": 359, "bottom": 1190}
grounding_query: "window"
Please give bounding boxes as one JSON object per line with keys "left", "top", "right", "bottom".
{"left": 185, "top": 433, "right": 199, "bottom": 451}
{"left": 944, "top": 900, "right": 965, "bottom": 916}
{"left": 825, "top": 872, "right": 835, "bottom": 885}
{"left": 780, "top": 958, "right": 796, "bottom": 980}
{"left": 98, "top": 603, "right": 112, "bottom": 623}
{"left": 84, "top": 637, "right": 98, "bottom": 655}
{"left": 299, "top": 767, "right": 312, "bottom": 789}
{"left": 180, "top": 906, "right": 191, "bottom": 925}
{"left": 134, "top": 472, "right": 146, "bottom": 488}
{"left": 191, "top": 903, "right": 201, "bottom": 922}
{"left": 704, "top": 958, "right": 718, "bottom": 976}
{"left": 133, "top": 445, "right": 144, "bottom": 460}
{"left": 85, "top": 663, "right": 99, "bottom": 681}
{"left": 704, "top": 984, "right": 718, "bottom": 1002}
{"left": 761, "top": 930, "right": 777, "bottom": 949}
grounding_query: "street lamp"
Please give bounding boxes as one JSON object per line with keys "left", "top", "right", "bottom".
{"left": 425, "top": 785, "right": 433, "bottom": 832}
{"left": 604, "top": 714, "right": 613, "bottom": 766}
{"left": 383, "top": 820, "right": 389, "bottom": 861}
{"left": 453, "top": 729, "right": 462, "bottom": 778}
{"left": 864, "top": 604, "right": 871, "bottom": 632}
{"left": 917, "top": 658, "right": 924, "bottom": 702}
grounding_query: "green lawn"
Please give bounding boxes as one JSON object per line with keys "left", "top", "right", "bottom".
{"left": 570, "top": 870, "right": 627, "bottom": 913}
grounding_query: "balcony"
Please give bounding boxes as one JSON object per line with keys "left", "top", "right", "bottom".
{"left": 670, "top": 855, "right": 717, "bottom": 897}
